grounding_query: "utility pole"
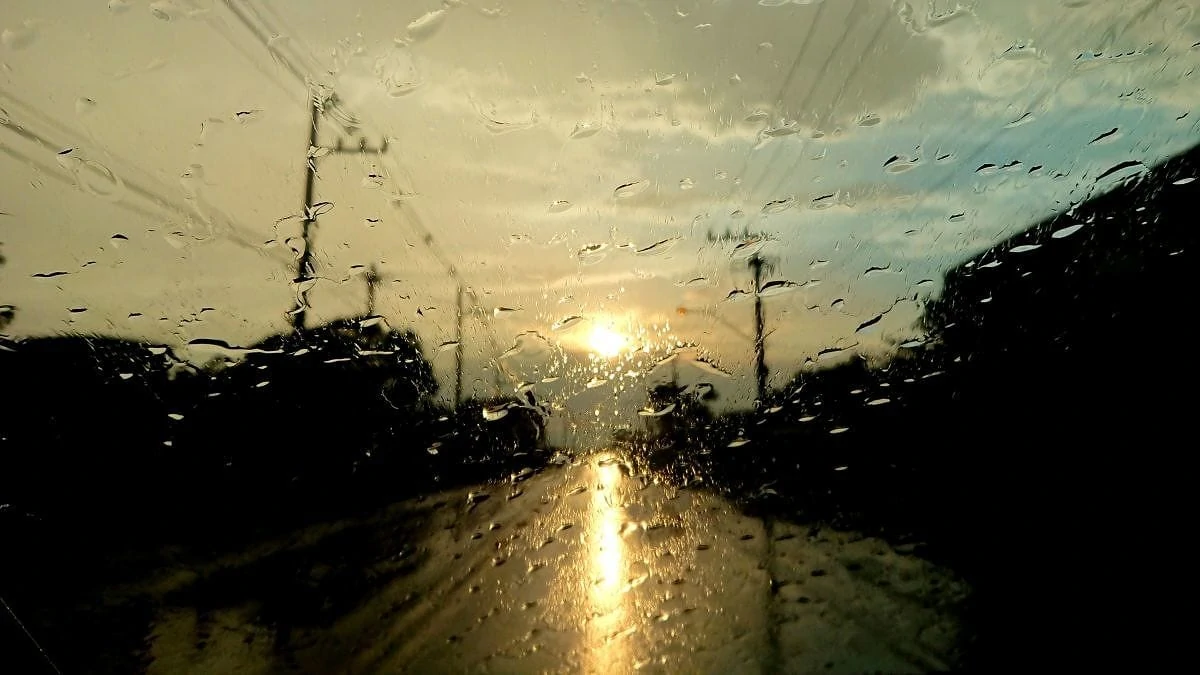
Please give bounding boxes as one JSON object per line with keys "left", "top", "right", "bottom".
{"left": 291, "top": 94, "right": 388, "bottom": 330}
{"left": 364, "top": 263, "right": 380, "bottom": 316}
{"left": 750, "top": 254, "right": 769, "bottom": 404}
{"left": 454, "top": 282, "right": 465, "bottom": 408}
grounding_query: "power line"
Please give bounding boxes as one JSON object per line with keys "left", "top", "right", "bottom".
{"left": 0, "top": 90, "right": 290, "bottom": 265}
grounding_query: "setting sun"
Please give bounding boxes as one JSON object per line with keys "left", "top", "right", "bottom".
{"left": 588, "top": 325, "right": 629, "bottom": 358}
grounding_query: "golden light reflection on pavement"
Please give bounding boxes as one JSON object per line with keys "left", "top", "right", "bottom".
{"left": 586, "top": 458, "right": 630, "bottom": 673}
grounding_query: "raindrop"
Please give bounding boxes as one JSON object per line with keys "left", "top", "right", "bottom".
{"left": 1094, "top": 160, "right": 1145, "bottom": 182}
{"left": 407, "top": 9, "right": 447, "bottom": 40}
{"left": 863, "top": 264, "right": 891, "bottom": 276}
{"left": 679, "top": 177, "right": 695, "bottom": 190}
{"left": 305, "top": 201, "right": 334, "bottom": 219}
{"left": 614, "top": 180, "right": 649, "bottom": 199}
{"left": 727, "top": 438, "right": 751, "bottom": 448}
{"left": 763, "top": 121, "right": 799, "bottom": 137}
{"left": 32, "top": 271, "right": 70, "bottom": 278}
{"left": 635, "top": 238, "right": 679, "bottom": 256}
{"left": 759, "top": 280, "right": 801, "bottom": 297}
{"left": 1172, "top": 177, "right": 1195, "bottom": 186}
{"left": 817, "top": 345, "right": 850, "bottom": 361}
{"left": 1051, "top": 224, "right": 1084, "bottom": 239}
{"left": 438, "top": 340, "right": 460, "bottom": 352}
{"left": 552, "top": 315, "right": 585, "bottom": 331}
{"left": 1005, "top": 112, "right": 1035, "bottom": 128}
{"left": 866, "top": 398, "right": 891, "bottom": 406}
{"left": 493, "top": 306, "right": 522, "bottom": 316}
{"left": 654, "top": 73, "right": 676, "bottom": 86}
{"left": 744, "top": 110, "right": 769, "bottom": 123}
{"left": 68, "top": 307, "right": 88, "bottom": 314}
{"left": 548, "top": 199, "right": 571, "bottom": 213}
{"left": 585, "top": 377, "right": 609, "bottom": 389}
{"left": 638, "top": 403, "right": 676, "bottom": 417}
{"left": 149, "top": 1, "right": 183, "bottom": 21}
{"left": 857, "top": 113, "right": 881, "bottom": 127}
{"left": 829, "top": 427, "right": 849, "bottom": 435}
{"left": 1089, "top": 127, "right": 1120, "bottom": 145}
{"left": 111, "top": 233, "right": 129, "bottom": 244}
{"left": 482, "top": 405, "right": 509, "bottom": 422}
{"left": 883, "top": 155, "right": 918, "bottom": 173}
{"left": 811, "top": 193, "right": 837, "bottom": 209}
{"left": 569, "top": 121, "right": 600, "bottom": 139}
{"left": 577, "top": 243, "right": 607, "bottom": 263}
{"left": 167, "top": 413, "right": 185, "bottom": 421}
{"left": 1011, "top": 244, "right": 1041, "bottom": 253}
{"left": 479, "top": 107, "right": 538, "bottom": 134}
{"left": 948, "top": 213, "right": 966, "bottom": 223}
{"left": 856, "top": 314, "right": 883, "bottom": 333}
{"left": 762, "top": 196, "right": 795, "bottom": 214}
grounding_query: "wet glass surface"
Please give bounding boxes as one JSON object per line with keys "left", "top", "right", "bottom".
{"left": 2, "top": 1, "right": 1198, "bottom": 672}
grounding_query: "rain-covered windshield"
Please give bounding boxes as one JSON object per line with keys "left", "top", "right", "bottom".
{"left": 2, "top": 1, "right": 1198, "bottom": 672}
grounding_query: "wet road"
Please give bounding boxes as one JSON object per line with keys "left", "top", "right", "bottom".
{"left": 130, "top": 452, "right": 968, "bottom": 673}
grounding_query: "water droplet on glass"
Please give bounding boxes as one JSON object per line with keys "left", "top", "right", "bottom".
{"left": 1089, "top": 127, "right": 1120, "bottom": 145}
{"left": 679, "top": 177, "right": 695, "bottom": 190}
{"left": 811, "top": 193, "right": 837, "bottom": 209}
{"left": 1011, "top": 244, "right": 1041, "bottom": 253}
{"left": 1172, "top": 177, "right": 1195, "bottom": 186}
{"left": 635, "top": 238, "right": 679, "bottom": 256}
{"left": 654, "top": 73, "right": 676, "bottom": 86}
{"left": 638, "top": 403, "right": 676, "bottom": 417}
{"left": 482, "top": 405, "right": 509, "bottom": 422}
{"left": 866, "top": 398, "right": 891, "bottom": 406}
{"left": 613, "top": 180, "right": 649, "bottom": 199}
{"left": 438, "top": 340, "right": 460, "bottom": 352}
{"left": 548, "top": 199, "right": 572, "bottom": 213}
{"left": 1095, "top": 160, "right": 1145, "bottom": 182}
{"left": 149, "top": 1, "right": 183, "bottom": 21}
{"left": 1051, "top": 224, "right": 1084, "bottom": 239}
{"left": 585, "top": 377, "right": 608, "bottom": 389}
{"left": 727, "top": 438, "right": 751, "bottom": 448}
{"left": 856, "top": 314, "right": 883, "bottom": 333}
{"left": 576, "top": 243, "right": 607, "bottom": 263}
{"left": 569, "top": 121, "right": 600, "bottom": 139}
{"left": 762, "top": 196, "right": 795, "bottom": 214}
{"left": 407, "top": 9, "right": 447, "bottom": 40}
{"left": 759, "top": 280, "right": 801, "bottom": 297}
{"left": 552, "top": 315, "right": 585, "bottom": 331}
{"left": 883, "top": 155, "right": 919, "bottom": 173}
{"left": 857, "top": 113, "right": 881, "bottom": 127}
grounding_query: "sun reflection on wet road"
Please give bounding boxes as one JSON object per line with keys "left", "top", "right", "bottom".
{"left": 587, "top": 457, "right": 630, "bottom": 673}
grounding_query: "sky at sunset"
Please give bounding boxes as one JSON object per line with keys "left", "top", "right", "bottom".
{"left": 3, "top": 0, "right": 1199, "bottom": 437}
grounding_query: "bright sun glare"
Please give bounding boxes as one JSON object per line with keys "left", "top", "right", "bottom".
{"left": 588, "top": 325, "right": 628, "bottom": 358}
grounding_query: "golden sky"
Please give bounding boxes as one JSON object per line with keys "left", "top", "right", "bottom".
{"left": 2, "top": 0, "right": 1199, "bottom": 428}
